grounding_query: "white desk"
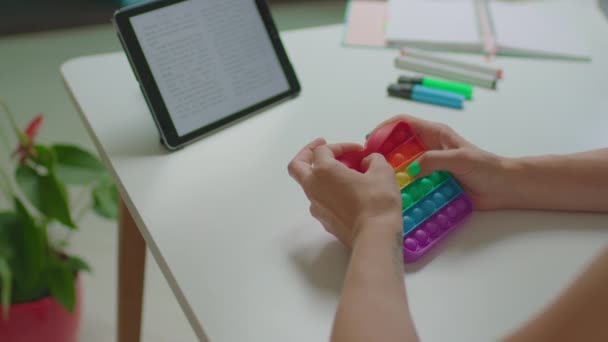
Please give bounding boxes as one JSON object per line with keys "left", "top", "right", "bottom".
{"left": 62, "top": 6, "right": 608, "bottom": 341}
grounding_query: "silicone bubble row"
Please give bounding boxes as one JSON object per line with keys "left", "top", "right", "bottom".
{"left": 400, "top": 171, "right": 451, "bottom": 210}
{"left": 379, "top": 125, "right": 415, "bottom": 156}
{"left": 402, "top": 175, "right": 462, "bottom": 236}
{"left": 386, "top": 137, "right": 425, "bottom": 170}
{"left": 403, "top": 194, "right": 472, "bottom": 263}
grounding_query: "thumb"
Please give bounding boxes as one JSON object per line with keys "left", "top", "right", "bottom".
{"left": 361, "top": 153, "right": 391, "bottom": 174}
{"left": 417, "top": 149, "right": 465, "bottom": 176}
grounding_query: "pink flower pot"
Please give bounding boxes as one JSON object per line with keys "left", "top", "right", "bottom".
{"left": 0, "top": 276, "right": 81, "bottom": 342}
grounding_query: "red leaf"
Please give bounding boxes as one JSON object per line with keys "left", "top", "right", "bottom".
{"left": 24, "top": 114, "right": 43, "bottom": 140}
{"left": 13, "top": 114, "right": 44, "bottom": 164}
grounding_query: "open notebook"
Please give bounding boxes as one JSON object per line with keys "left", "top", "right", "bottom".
{"left": 383, "top": 0, "right": 590, "bottom": 60}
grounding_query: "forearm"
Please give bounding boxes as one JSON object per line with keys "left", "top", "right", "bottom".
{"left": 330, "top": 215, "right": 418, "bottom": 342}
{"left": 505, "top": 246, "right": 608, "bottom": 342}
{"left": 502, "top": 148, "right": 608, "bottom": 212}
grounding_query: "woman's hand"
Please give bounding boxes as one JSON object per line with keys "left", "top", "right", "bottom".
{"left": 288, "top": 138, "right": 403, "bottom": 249}
{"left": 376, "top": 114, "right": 513, "bottom": 210}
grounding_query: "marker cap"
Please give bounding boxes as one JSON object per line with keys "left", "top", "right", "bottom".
{"left": 387, "top": 83, "right": 413, "bottom": 99}
{"left": 398, "top": 76, "right": 424, "bottom": 85}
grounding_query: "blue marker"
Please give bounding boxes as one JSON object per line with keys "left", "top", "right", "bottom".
{"left": 387, "top": 83, "right": 464, "bottom": 109}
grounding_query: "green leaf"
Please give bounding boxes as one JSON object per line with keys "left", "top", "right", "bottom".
{"left": 52, "top": 145, "right": 105, "bottom": 185}
{"left": 15, "top": 165, "right": 75, "bottom": 229}
{"left": 92, "top": 181, "right": 118, "bottom": 220}
{"left": 40, "top": 174, "right": 75, "bottom": 228}
{"left": 32, "top": 145, "right": 55, "bottom": 170}
{"left": 12, "top": 198, "right": 46, "bottom": 295}
{"left": 47, "top": 260, "right": 75, "bottom": 312}
{"left": 0, "top": 212, "right": 17, "bottom": 259}
{"left": 0, "top": 257, "right": 11, "bottom": 319}
{"left": 64, "top": 256, "right": 91, "bottom": 273}
{"left": 0, "top": 212, "right": 46, "bottom": 305}
{"left": 15, "top": 165, "right": 43, "bottom": 210}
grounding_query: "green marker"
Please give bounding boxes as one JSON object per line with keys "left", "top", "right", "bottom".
{"left": 398, "top": 75, "right": 473, "bottom": 100}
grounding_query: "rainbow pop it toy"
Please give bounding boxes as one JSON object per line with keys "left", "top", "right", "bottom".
{"left": 337, "top": 120, "right": 473, "bottom": 263}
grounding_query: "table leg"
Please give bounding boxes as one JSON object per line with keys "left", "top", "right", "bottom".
{"left": 117, "top": 200, "right": 146, "bottom": 342}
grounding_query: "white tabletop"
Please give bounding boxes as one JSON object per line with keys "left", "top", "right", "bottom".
{"left": 62, "top": 5, "right": 608, "bottom": 341}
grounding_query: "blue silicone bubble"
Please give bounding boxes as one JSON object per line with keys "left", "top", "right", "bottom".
{"left": 432, "top": 192, "right": 446, "bottom": 206}
{"left": 422, "top": 199, "right": 436, "bottom": 213}
{"left": 412, "top": 207, "right": 425, "bottom": 222}
{"left": 401, "top": 176, "right": 463, "bottom": 236}
{"left": 403, "top": 216, "right": 415, "bottom": 233}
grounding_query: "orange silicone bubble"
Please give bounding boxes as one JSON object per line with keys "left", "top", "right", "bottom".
{"left": 379, "top": 125, "right": 415, "bottom": 157}
{"left": 338, "top": 121, "right": 420, "bottom": 172}
{"left": 387, "top": 137, "right": 425, "bottom": 169}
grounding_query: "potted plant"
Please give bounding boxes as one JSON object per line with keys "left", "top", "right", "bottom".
{"left": 0, "top": 100, "right": 118, "bottom": 342}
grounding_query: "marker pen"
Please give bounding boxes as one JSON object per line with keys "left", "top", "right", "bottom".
{"left": 400, "top": 47, "right": 503, "bottom": 79}
{"left": 398, "top": 75, "right": 473, "bottom": 100}
{"left": 395, "top": 55, "right": 497, "bottom": 89}
{"left": 387, "top": 84, "right": 464, "bottom": 109}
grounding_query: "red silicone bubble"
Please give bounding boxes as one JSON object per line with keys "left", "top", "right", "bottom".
{"left": 337, "top": 120, "right": 417, "bottom": 171}
{"left": 386, "top": 138, "right": 425, "bottom": 169}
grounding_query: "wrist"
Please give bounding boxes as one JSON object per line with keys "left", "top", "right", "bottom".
{"left": 353, "top": 213, "right": 403, "bottom": 247}
{"left": 497, "top": 156, "right": 538, "bottom": 209}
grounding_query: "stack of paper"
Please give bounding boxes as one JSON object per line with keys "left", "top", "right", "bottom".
{"left": 344, "top": 0, "right": 590, "bottom": 60}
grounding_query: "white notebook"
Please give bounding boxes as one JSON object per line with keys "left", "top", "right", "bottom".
{"left": 385, "top": 0, "right": 590, "bottom": 60}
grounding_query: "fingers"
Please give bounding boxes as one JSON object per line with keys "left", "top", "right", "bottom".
{"left": 417, "top": 149, "right": 465, "bottom": 176}
{"left": 374, "top": 113, "right": 417, "bottom": 131}
{"left": 288, "top": 138, "right": 326, "bottom": 185}
{"left": 309, "top": 202, "right": 336, "bottom": 235}
{"left": 312, "top": 143, "right": 336, "bottom": 167}
{"left": 309, "top": 202, "right": 324, "bottom": 223}
{"left": 309, "top": 202, "right": 351, "bottom": 249}
{"left": 408, "top": 118, "right": 469, "bottom": 150}
{"left": 374, "top": 114, "right": 468, "bottom": 151}
{"left": 326, "top": 143, "right": 363, "bottom": 157}
{"left": 361, "top": 153, "right": 391, "bottom": 174}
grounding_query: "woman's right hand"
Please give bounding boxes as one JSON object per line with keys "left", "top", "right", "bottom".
{"left": 375, "top": 114, "right": 516, "bottom": 210}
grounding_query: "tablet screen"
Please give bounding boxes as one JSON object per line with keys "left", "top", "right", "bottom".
{"left": 129, "top": 0, "right": 290, "bottom": 137}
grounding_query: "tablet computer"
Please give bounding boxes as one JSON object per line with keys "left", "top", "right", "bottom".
{"left": 113, "top": 0, "right": 300, "bottom": 150}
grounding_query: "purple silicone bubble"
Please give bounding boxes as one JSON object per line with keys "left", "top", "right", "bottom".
{"left": 404, "top": 238, "right": 418, "bottom": 251}
{"left": 414, "top": 229, "right": 430, "bottom": 246}
{"left": 454, "top": 197, "right": 468, "bottom": 212}
{"left": 424, "top": 222, "right": 440, "bottom": 238}
{"left": 435, "top": 214, "right": 450, "bottom": 230}
{"left": 401, "top": 177, "right": 463, "bottom": 236}
{"left": 403, "top": 193, "right": 473, "bottom": 263}
{"left": 446, "top": 205, "right": 459, "bottom": 218}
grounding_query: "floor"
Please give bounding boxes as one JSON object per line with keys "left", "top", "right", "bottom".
{"left": 0, "top": 1, "right": 346, "bottom": 341}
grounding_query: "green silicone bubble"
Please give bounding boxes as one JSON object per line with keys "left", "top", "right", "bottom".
{"left": 419, "top": 178, "right": 434, "bottom": 193}
{"left": 405, "top": 184, "right": 421, "bottom": 201}
{"left": 406, "top": 161, "right": 421, "bottom": 177}
{"left": 401, "top": 193, "right": 413, "bottom": 209}
{"left": 429, "top": 171, "right": 443, "bottom": 185}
